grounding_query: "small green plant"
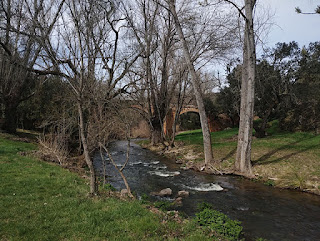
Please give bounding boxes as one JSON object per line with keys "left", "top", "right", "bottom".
{"left": 195, "top": 206, "right": 243, "bottom": 241}
{"left": 264, "top": 180, "right": 275, "bottom": 187}
{"left": 256, "top": 238, "right": 269, "bottom": 241}
{"left": 139, "top": 193, "right": 150, "bottom": 204}
{"left": 197, "top": 202, "right": 213, "bottom": 211}
{"left": 294, "top": 172, "right": 306, "bottom": 189}
{"left": 104, "top": 183, "right": 116, "bottom": 191}
{"left": 154, "top": 200, "right": 174, "bottom": 211}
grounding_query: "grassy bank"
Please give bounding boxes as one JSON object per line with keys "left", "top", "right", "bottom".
{"left": 168, "top": 122, "right": 320, "bottom": 194}
{"left": 0, "top": 133, "right": 216, "bottom": 240}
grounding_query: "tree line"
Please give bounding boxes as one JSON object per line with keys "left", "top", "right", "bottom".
{"left": 217, "top": 41, "right": 320, "bottom": 137}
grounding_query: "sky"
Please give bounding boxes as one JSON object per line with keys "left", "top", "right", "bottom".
{"left": 260, "top": 0, "right": 320, "bottom": 48}
{"left": 211, "top": 0, "right": 320, "bottom": 89}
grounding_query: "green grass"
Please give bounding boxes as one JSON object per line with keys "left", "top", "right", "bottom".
{"left": 174, "top": 121, "right": 320, "bottom": 193}
{"left": 0, "top": 134, "right": 212, "bottom": 241}
{"left": 176, "top": 123, "right": 320, "bottom": 157}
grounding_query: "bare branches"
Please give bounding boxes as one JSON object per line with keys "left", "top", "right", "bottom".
{"left": 296, "top": 6, "right": 320, "bottom": 15}
{"left": 99, "top": 142, "right": 134, "bottom": 198}
{"left": 223, "top": 0, "right": 246, "bottom": 20}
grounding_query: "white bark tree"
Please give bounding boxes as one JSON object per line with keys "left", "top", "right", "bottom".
{"left": 231, "top": 0, "right": 257, "bottom": 176}
{"left": 167, "top": 0, "right": 214, "bottom": 166}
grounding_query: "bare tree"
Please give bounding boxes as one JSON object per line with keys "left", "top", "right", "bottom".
{"left": 33, "top": 0, "right": 141, "bottom": 195}
{"left": 0, "top": 0, "right": 65, "bottom": 133}
{"left": 167, "top": 0, "right": 214, "bottom": 166}
{"left": 124, "top": 0, "right": 181, "bottom": 145}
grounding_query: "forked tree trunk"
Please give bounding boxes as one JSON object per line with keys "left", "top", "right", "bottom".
{"left": 77, "top": 101, "right": 98, "bottom": 195}
{"left": 235, "top": 0, "right": 256, "bottom": 176}
{"left": 168, "top": 0, "right": 213, "bottom": 166}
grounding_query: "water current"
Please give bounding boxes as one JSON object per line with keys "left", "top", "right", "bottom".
{"left": 94, "top": 140, "right": 320, "bottom": 241}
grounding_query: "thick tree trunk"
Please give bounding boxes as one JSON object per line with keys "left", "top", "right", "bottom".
{"left": 253, "top": 115, "right": 268, "bottom": 138}
{"left": 3, "top": 101, "right": 18, "bottom": 133}
{"left": 253, "top": 103, "right": 274, "bottom": 138}
{"left": 235, "top": 0, "right": 256, "bottom": 176}
{"left": 168, "top": 0, "right": 213, "bottom": 166}
{"left": 77, "top": 101, "right": 98, "bottom": 195}
{"left": 151, "top": 117, "right": 163, "bottom": 145}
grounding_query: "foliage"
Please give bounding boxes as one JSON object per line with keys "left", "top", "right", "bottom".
{"left": 197, "top": 202, "right": 214, "bottom": 211}
{"left": 281, "top": 42, "right": 320, "bottom": 133}
{"left": 179, "top": 112, "right": 201, "bottom": 131}
{"left": 264, "top": 180, "right": 275, "bottom": 187}
{"left": 154, "top": 200, "right": 174, "bottom": 212}
{"left": 217, "top": 41, "right": 320, "bottom": 136}
{"left": 104, "top": 183, "right": 117, "bottom": 191}
{"left": 139, "top": 193, "right": 150, "bottom": 204}
{"left": 195, "top": 207, "right": 243, "bottom": 241}
{"left": 256, "top": 238, "right": 269, "bottom": 241}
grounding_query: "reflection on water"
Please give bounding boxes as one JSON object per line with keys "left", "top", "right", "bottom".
{"left": 94, "top": 140, "right": 320, "bottom": 241}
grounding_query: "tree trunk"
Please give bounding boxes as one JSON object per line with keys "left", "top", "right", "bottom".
{"left": 3, "top": 101, "right": 18, "bottom": 133}
{"left": 168, "top": 0, "right": 213, "bottom": 166}
{"left": 235, "top": 0, "right": 256, "bottom": 176}
{"left": 151, "top": 116, "right": 163, "bottom": 145}
{"left": 77, "top": 101, "right": 98, "bottom": 195}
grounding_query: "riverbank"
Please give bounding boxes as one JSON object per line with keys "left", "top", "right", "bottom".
{"left": 140, "top": 124, "right": 320, "bottom": 195}
{"left": 0, "top": 132, "right": 219, "bottom": 240}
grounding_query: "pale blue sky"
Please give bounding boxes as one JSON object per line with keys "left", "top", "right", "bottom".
{"left": 261, "top": 0, "right": 320, "bottom": 48}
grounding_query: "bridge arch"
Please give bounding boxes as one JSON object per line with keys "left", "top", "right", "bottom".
{"left": 163, "top": 105, "right": 214, "bottom": 137}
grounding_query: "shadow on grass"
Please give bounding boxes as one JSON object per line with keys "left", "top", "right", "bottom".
{"left": 253, "top": 135, "right": 320, "bottom": 166}
{"left": 222, "top": 147, "right": 237, "bottom": 161}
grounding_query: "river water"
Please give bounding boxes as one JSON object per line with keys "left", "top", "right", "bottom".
{"left": 94, "top": 140, "right": 320, "bottom": 241}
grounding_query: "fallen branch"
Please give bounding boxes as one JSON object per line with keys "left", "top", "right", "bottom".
{"left": 99, "top": 142, "right": 134, "bottom": 199}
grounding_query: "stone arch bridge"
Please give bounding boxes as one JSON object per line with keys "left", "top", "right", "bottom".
{"left": 163, "top": 105, "right": 215, "bottom": 137}
{"left": 131, "top": 104, "right": 226, "bottom": 138}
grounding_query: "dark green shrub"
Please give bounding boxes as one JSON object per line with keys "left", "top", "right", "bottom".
{"left": 104, "top": 183, "right": 116, "bottom": 191}
{"left": 154, "top": 200, "right": 174, "bottom": 211}
{"left": 264, "top": 180, "right": 275, "bottom": 187}
{"left": 197, "top": 202, "right": 213, "bottom": 211}
{"left": 195, "top": 208, "right": 243, "bottom": 241}
{"left": 139, "top": 193, "right": 150, "bottom": 204}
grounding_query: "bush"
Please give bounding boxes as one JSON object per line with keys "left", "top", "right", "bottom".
{"left": 264, "top": 180, "right": 275, "bottom": 187}
{"left": 104, "top": 183, "right": 116, "bottom": 191}
{"left": 195, "top": 207, "right": 243, "bottom": 241}
{"left": 197, "top": 202, "right": 213, "bottom": 211}
{"left": 154, "top": 201, "right": 174, "bottom": 211}
{"left": 139, "top": 193, "right": 150, "bottom": 204}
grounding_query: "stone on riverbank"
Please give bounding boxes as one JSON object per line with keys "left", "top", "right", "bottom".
{"left": 151, "top": 188, "right": 173, "bottom": 197}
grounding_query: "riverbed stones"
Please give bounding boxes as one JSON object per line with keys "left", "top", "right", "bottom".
{"left": 174, "top": 197, "right": 183, "bottom": 206}
{"left": 175, "top": 159, "right": 183, "bottom": 164}
{"left": 151, "top": 188, "right": 173, "bottom": 197}
{"left": 177, "top": 190, "right": 189, "bottom": 197}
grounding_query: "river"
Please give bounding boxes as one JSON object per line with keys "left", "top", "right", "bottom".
{"left": 94, "top": 140, "right": 320, "bottom": 241}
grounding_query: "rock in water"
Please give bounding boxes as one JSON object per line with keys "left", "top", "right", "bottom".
{"left": 151, "top": 188, "right": 173, "bottom": 197}
{"left": 174, "top": 197, "right": 183, "bottom": 206}
{"left": 175, "top": 159, "right": 183, "bottom": 164}
{"left": 177, "top": 190, "right": 190, "bottom": 197}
